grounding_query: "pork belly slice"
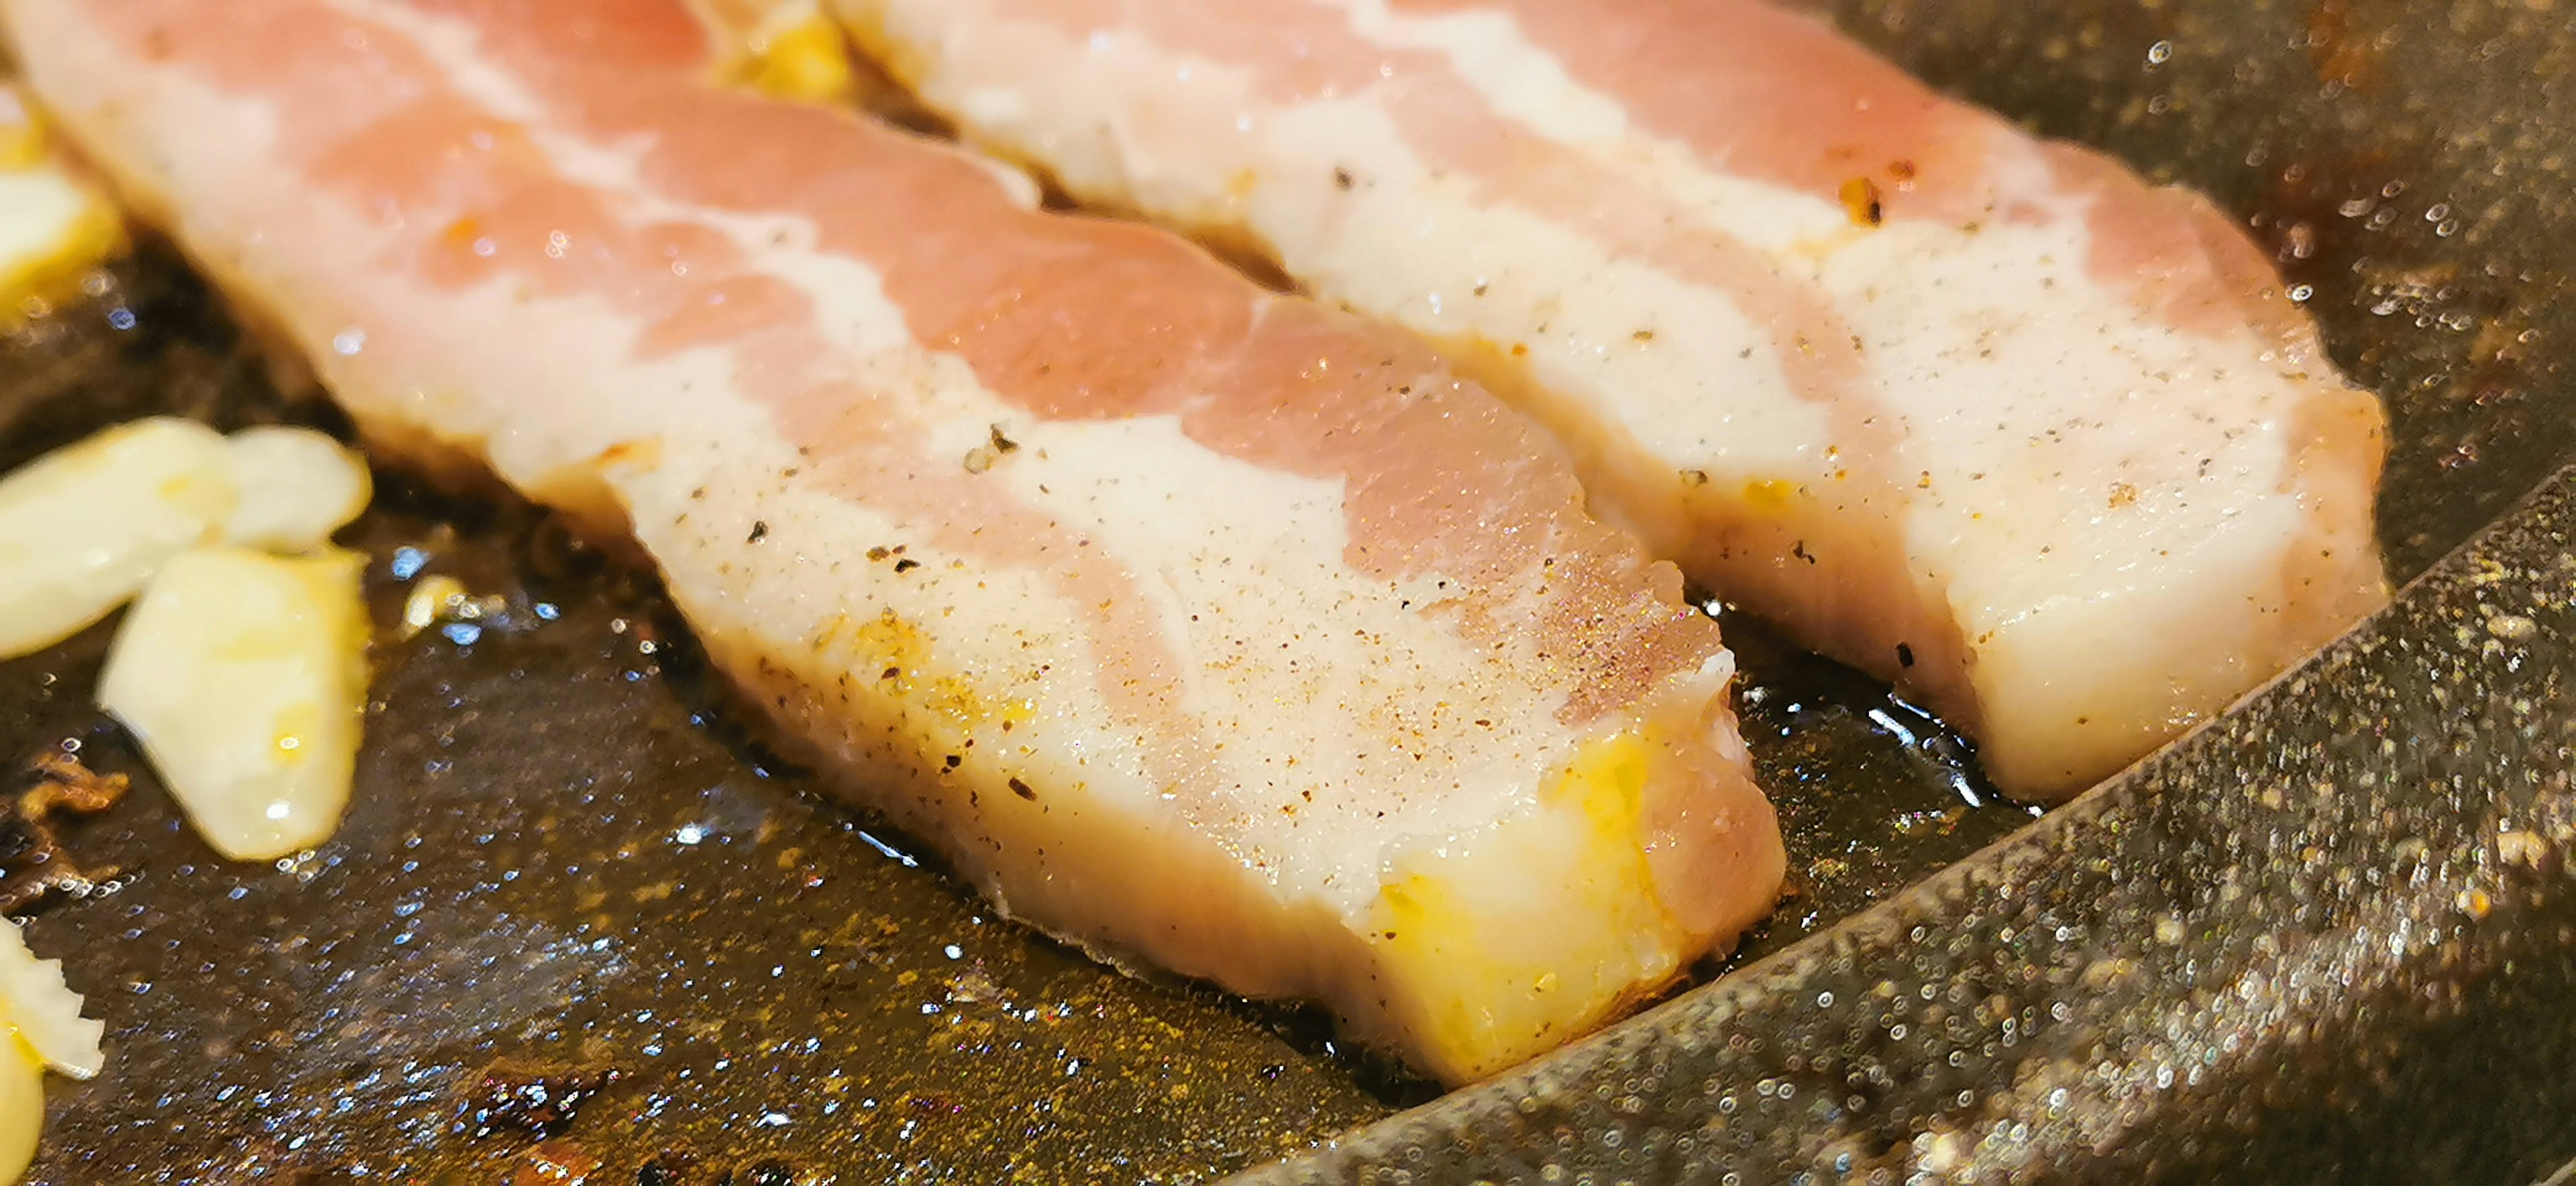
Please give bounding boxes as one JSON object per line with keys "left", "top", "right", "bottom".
{"left": 0, "top": 0, "right": 1785, "bottom": 1081}
{"left": 837, "top": 0, "right": 2393, "bottom": 800}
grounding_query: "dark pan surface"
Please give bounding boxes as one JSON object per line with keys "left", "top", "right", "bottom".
{"left": 5, "top": 0, "right": 2569, "bottom": 1177}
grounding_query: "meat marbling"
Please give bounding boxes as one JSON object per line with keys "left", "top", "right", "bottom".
{"left": 0, "top": 0, "right": 1785, "bottom": 1082}
{"left": 834, "top": 0, "right": 2394, "bottom": 800}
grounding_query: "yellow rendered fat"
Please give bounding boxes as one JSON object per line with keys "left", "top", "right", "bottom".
{"left": 730, "top": 12, "right": 857, "bottom": 104}
{"left": 1741, "top": 477, "right": 1801, "bottom": 511}
{"left": 824, "top": 608, "right": 1033, "bottom": 744}
{"left": 1544, "top": 729, "right": 1682, "bottom": 945}
{"left": 1366, "top": 731, "right": 1683, "bottom": 1081}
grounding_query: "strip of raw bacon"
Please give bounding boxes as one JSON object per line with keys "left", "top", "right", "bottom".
{"left": 836, "top": 0, "right": 2392, "bottom": 800}
{"left": 0, "top": 0, "right": 1785, "bottom": 1082}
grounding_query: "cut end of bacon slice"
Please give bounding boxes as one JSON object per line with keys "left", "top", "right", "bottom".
{"left": 835, "top": 0, "right": 2392, "bottom": 804}
{"left": 0, "top": 0, "right": 1785, "bottom": 1081}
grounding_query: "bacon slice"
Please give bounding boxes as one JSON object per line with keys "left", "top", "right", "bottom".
{"left": 835, "top": 0, "right": 2393, "bottom": 800}
{"left": 0, "top": 0, "right": 1786, "bottom": 1081}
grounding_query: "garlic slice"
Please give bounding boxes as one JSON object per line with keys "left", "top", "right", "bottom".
{"left": 0, "top": 417, "right": 235, "bottom": 659}
{"left": 0, "top": 922, "right": 102, "bottom": 1080}
{"left": 0, "top": 1031, "right": 36, "bottom": 1186}
{"left": 221, "top": 426, "right": 372, "bottom": 553}
{"left": 97, "top": 547, "right": 370, "bottom": 861}
{"left": 0, "top": 918, "right": 101, "bottom": 1181}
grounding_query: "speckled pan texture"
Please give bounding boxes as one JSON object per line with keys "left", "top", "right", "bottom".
{"left": 3, "top": 0, "right": 2574, "bottom": 1181}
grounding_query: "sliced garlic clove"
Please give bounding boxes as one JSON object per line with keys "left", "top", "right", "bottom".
{"left": 0, "top": 417, "right": 236, "bottom": 659}
{"left": 0, "top": 1031, "right": 36, "bottom": 1186}
{"left": 97, "top": 547, "right": 370, "bottom": 861}
{"left": 221, "top": 425, "right": 372, "bottom": 553}
{"left": 0, "top": 922, "right": 101, "bottom": 1081}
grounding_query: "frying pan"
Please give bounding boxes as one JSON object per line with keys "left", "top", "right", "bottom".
{"left": 5, "top": 0, "right": 2572, "bottom": 1179}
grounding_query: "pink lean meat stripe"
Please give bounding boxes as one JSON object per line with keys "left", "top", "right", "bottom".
{"left": 0, "top": 0, "right": 1784, "bottom": 1081}
{"left": 837, "top": 0, "right": 2392, "bottom": 800}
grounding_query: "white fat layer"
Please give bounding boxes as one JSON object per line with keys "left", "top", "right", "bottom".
{"left": 1304, "top": 0, "right": 2310, "bottom": 591}
{"left": 1335, "top": 0, "right": 1627, "bottom": 146}
{"left": 866, "top": 15, "right": 1837, "bottom": 476}
{"left": 283, "top": 0, "right": 1591, "bottom": 911}
{"left": 346, "top": 0, "right": 924, "bottom": 362}
{"left": 1251, "top": 95, "right": 1833, "bottom": 474}
{"left": 991, "top": 412, "right": 1572, "bottom": 902}
{"left": 1321, "top": 0, "right": 1863, "bottom": 256}
{"left": 892, "top": 23, "right": 1839, "bottom": 477}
